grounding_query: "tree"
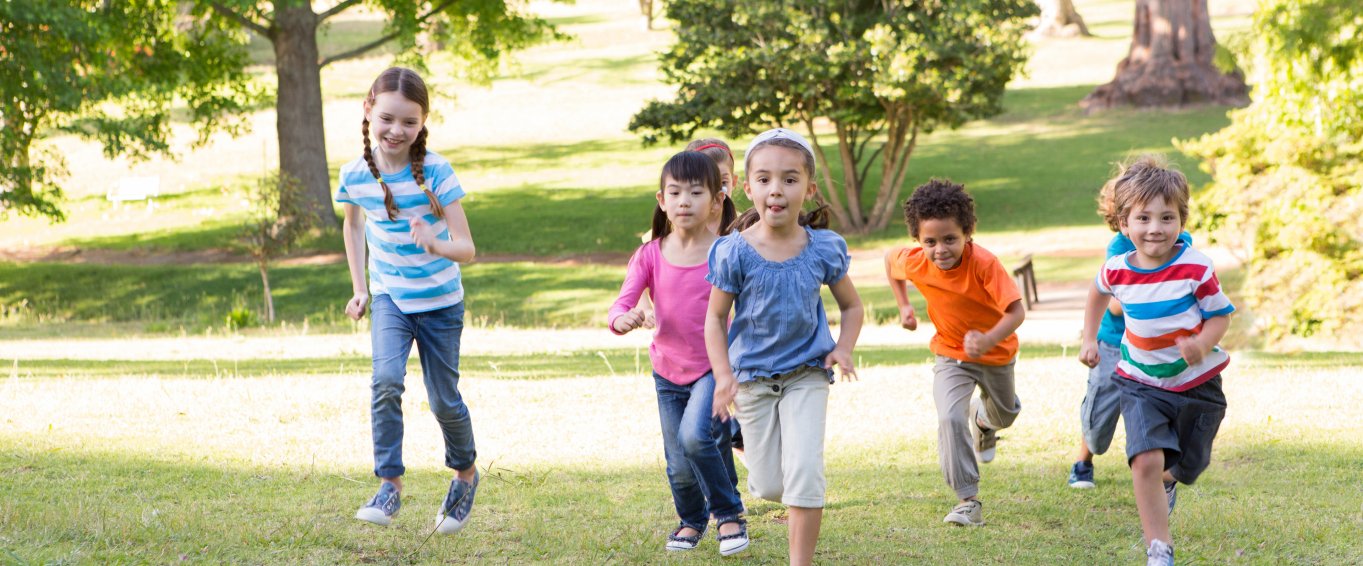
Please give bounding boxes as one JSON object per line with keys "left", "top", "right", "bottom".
{"left": 1179, "top": 0, "right": 1361, "bottom": 345}
{"left": 1030, "top": 0, "right": 1090, "bottom": 38}
{"left": 240, "top": 172, "right": 320, "bottom": 323}
{"left": 1081, "top": 0, "right": 1247, "bottom": 110}
{"left": 0, "top": 1, "right": 257, "bottom": 221}
{"left": 200, "top": 0, "right": 561, "bottom": 224}
{"left": 630, "top": 0, "right": 1036, "bottom": 234}
{"left": 638, "top": 0, "right": 657, "bottom": 30}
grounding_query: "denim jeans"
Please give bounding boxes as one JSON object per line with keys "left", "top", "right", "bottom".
{"left": 370, "top": 294, "right": 475, "bottom": 478}
{"left": 654, "top": 372, "right": 744, "bottom": 530}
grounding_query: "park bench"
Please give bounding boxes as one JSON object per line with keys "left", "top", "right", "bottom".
{"left": 1012, "top": 254, "right": 1040, "bottom": 309}
{"left": 106, "top": 176, "right": 161, "bottom": 204}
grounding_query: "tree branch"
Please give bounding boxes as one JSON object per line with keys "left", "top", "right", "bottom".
{"left": 317, "top": 0, "right": 364, "bottom": 22}
{"left": 210, "top": 2, "right": 271, "bottom": 38}
{"left": 319, "top": 0, "right": 459, "bottom": 67}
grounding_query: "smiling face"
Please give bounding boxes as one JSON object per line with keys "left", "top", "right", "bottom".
{"left": 743, "top": 145, "right": 815, "bottom": 230}
{"left": 658, "top": 174, "right": 718, "bottom": 231}
{"left": 1122, "top": 196, "right": 1183, "bottom": 266}
{"left": 915, "top": 217, "right": 970, "bottom": 270}
{"left": 366, "top": 91, "right": 425, "bottom": 165}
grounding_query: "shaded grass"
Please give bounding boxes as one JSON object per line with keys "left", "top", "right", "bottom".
{"left": 2, "top": 439, "right": 1358, "bottom": 564}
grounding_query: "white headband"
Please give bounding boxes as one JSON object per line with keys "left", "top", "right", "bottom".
{"left": 745, "top": 128, "right": 815, "bottom": 162}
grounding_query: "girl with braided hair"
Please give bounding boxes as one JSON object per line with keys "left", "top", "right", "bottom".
{"left": 337, "top": 67, "right": 480, "bottom": 535}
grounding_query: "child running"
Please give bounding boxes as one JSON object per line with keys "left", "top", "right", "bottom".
{"left": 607, "top": 151, "right": 748, "bottom": 557}
{"left": 1079, "top": 155, "right": 1233, "bottom": 566}
{"left": 337, "top": 67, "right": 480, "bottom": 534}
{"left": 884, "top": 179, "right": 1025, "bottom": 527}
{"left": 706, "top": 128, "right": 863, "bottom": 566}
{"left": 1069, "top": 168, "right": 1193, "bottom": 489}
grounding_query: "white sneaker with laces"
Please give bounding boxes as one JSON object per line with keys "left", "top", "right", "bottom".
{"left": 943, "top": 499, "right": 985, "bottom": 526}
{"left": 1146, "top": 539, "right": 1174, "bottom": 566}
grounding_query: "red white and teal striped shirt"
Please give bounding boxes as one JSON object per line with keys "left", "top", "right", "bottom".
{"left": 1096, "top": 244, "right": 1234, "bottom": 391}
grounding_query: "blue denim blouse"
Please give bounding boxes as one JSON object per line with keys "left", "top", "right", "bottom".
{"left": 706, "top": 226, "right": 850, "bottom": 383}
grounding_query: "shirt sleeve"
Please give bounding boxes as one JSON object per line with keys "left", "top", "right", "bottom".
{"left": 335, "top": 168, "right": 356, "bottom": 205}
{"left": 816, "top": 230, "right": 851, "bottom": 285}
{"left": 608, "top": 242, "right": 655, "bottom": 334}
{"left": 885, "top": 247, "right": 912, "bottom": 281}
{"left": 1095, "top": 257, "right": 1116, "bottom": 296}
{"left": 706, "top": 236, "right": 742, "bottom": 294}
{"left": 979, "top": 250, "right": 1022, "bottom": 310}
{"left": 1194, "top": 257, "right": 1235, "bottom": 318}
{"left": 427, "top": 159, "right": 465, "bottom": 206}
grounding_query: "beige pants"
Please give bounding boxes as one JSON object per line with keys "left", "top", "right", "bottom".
{"left": 734, "top": 365, "right": 830, "bottom": 508}
{"left": 933, "top": 355, "right": 1020, "bottom": 500}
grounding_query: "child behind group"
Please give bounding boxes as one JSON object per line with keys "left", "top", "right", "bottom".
{"left": 1079, "top": 155, "right": 1234, "bottom": 566}
{"left": 337, "top": 67, "right": 481, "bottom": 534}
{"left": 884, "top": 179, "right": 1025, "bottom": 527}
{"left": 706, "top": 128, "right": 863, "bottom": 566}
{"left": 1068, "top": 168, "right": 1193, "bottom": 489}
{"left": 608, "top": 151, "right": 748, "bottom": 557}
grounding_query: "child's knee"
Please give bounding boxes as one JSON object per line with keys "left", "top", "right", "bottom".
{"left": 747, "top": 478, "right": 783, "bottom": 503}
{"left": 429, "top": 399, "right": 469, "bottom": 422}
{"left": 1130, "top": 450, "right": 1164, "bottom": 476}
{"left": 939, "top": 410, "right": 968, "bottom": 432}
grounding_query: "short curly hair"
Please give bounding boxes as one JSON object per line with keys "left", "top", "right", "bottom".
{"left": 902, "top": 178, "right": 976, "bottom": 239}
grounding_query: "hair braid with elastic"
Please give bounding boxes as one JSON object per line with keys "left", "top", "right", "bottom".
{"left": 362, "top": 117, "right": 400, "bottom": 220}
{"left": 409, "top": 126, "right": 443, "bottom": 220}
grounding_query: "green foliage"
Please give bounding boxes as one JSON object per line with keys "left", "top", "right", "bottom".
{"left": 240, "top": 172, "right": 322, "bottom": 322}
{"left": 630, "top": 0, "right": 1036, "bottom": 233}
{"left": 224, "top": 306, "right": 257, "bottom": 330}
{"left": 1180, "top": 0, "right": 1363, "bottom": 344}
{"left": 0, "top": 0, "right": 261, "bottom": 221}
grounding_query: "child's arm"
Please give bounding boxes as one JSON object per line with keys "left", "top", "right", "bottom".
{"left": 705, "top": 287, "right": 738, "bottom": 420}
{"left": 341, "top": 203, "right": 369, "bottom": 321}
{"left": 1178, "top": 315, "right": 1229, "bottom": 366}
{"left": 884, "top": 252, "right": 918, "bottom": 331}
{"left": 825, "top": 275, "right": 864, "bottom": 381}
{"left": 410, "top": 201, "right": 476, "bottom": 263}
{"left": 608, "top": 248, "right": 653, "bottom": 335}
{"left": 1079, "top": 283, "right": 1108, "bottom": 368}
{"left": 964, "top": 299, "right": 1024, "bottom": 360}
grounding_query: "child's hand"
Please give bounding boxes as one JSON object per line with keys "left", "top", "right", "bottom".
{"left": 712, "top": 376, "right": 738, "bottom": 421}
{"left": 899, "top": 304, "right": 918, "bottom": 331}
{"left": 612, "top": 308, "right": 647, "bottom": 334}
{"left": 824, "top": 348, "right": 858, "bottom": 382}
{"left": 1078, "top": 339, "right": 1100, "bottom": 368}
{"left": 963, "top": 329, "right": 995, "bottom": 359}
{"left": 1176, "top": 334, "right": 1207, "bottom": 365}
{"left": 345, "top": 292, "right": 369, "bottom": 321}
{"left": 640, "top": 308, "right": 656, "bottom": 330}
{"left": 409, "top": 217, "right": 441, "bottom": 253}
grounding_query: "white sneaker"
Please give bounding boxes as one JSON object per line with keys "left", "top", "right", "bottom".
{"left": 665, "top": 524, "right": 703, "bottom": 551}
{"left": 943, "top": 499, "right": 985, "bottom": 527}
{"left": 716, "top": 517, "right": 749, "bottom": 556}
{"left": 1146, "top": 539, "right": 1174, "bottom": 566}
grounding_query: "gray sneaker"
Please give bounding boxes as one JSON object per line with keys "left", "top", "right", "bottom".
{"left": 943, "top": 499, "right": 985, "bottom": 527}
{"left": 970, "top": 399, "right": 997, "bottom": 463}
{"left": 1146, "top": 539, "right": 1174, "bottom": 566}
{"left": 354, "top": 482, "right": 401, "bottom": 526}
{"left": 434, "top": 470, "right": 480, "bottom": 535}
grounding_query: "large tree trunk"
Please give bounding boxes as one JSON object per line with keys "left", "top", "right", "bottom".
{"left": 273, "top": 3, "right": 335, "bottom": 226}
{"left": 1031, "top": 0, "right": 1091, "bottom": 38}
{"left": 1082, "top": 0, "right": 1247, "bottom": 111}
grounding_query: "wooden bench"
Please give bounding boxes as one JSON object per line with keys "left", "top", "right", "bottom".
{"left": 1012, "top": 254, "right": 1040, "bottom": 309}
{"left": 106, "top": 176, "right": 161, "bottom": 204}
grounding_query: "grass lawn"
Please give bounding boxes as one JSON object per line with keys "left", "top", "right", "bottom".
{"left": 3, "top": 350, "right": 1360, "bottom": 563}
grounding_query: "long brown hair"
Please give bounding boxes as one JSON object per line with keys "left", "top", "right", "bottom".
{"left": 652, "top": 151, "right": 731, "bottom": 240}
{"left": 362, "top": 67, "right": 443, "bottom": 221}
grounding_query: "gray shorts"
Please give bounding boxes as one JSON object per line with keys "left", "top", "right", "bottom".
{"left": 1079, "top": 341, "right": 1124, "bottom": 455}
{"left": 1115, "top": 374, "right": 1227, "bottom": 484}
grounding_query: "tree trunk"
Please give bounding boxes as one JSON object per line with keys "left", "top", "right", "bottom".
{"left": 1031, "top": 0, "right": 1091, "bottom": 38}
{"left": 639, "top": 0, "right": 654, "bottom": 30}
{"left": 273, "top": 3, "right": 335, "bottom": 226}
{"left": 1081, "top": 0, "right": 1248, "bottom": 111}
{"left": 259, "top": 260, "right": 275, "bottom": 323}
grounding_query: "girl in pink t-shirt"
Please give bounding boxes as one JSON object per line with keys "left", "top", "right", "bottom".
{"left": 608, "top": 151, "right": 748, "bottom": 557}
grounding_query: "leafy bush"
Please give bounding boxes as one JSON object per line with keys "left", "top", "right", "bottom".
{"left": 1180, "top": 0, "right": 1362, "bottom": 345}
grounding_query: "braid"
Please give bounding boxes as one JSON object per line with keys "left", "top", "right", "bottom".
{"left": 411, "top": 126, "right": 442, "bottom": 220}
{"left": 362, "top": 117, "right": 400, "bottom": 221}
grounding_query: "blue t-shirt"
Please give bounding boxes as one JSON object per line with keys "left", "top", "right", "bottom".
{"left": 1096, "top": 231, "right": 1194, "bottom": 345}
{"left": 706, "top": 226, "right": 850, "bottom": 383}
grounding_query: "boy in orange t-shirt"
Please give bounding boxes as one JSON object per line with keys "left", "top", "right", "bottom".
{"left": 884, "top": 179, "right": 1025, "bottom": 527}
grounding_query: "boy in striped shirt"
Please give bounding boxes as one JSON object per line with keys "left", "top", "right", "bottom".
{"left": 1079, "top": 155, "right": 1233, "bottom": 566}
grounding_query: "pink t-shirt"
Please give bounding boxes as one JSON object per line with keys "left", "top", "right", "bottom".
{"left": 608, "top": 239, "right": 713, "bottom": 386}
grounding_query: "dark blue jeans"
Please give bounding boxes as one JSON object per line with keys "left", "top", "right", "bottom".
{"left": 654, "top": 372, "right": 744, "bottom": 531}
{"left": 370, "top": 295, "right": 475, "bottom": 478}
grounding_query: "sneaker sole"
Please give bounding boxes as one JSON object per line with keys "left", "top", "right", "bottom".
{"left": 1068, "top": 480, "right": 1096, "bottom": 489}
{"left": 719, "top": 539, "right": 750, "bottom": 556}
{"left": 434, "top": 514, "right": 467, "bottom": 535}
{"left": 943, "top": 515, "right": 985, "bottom": 527}
{"left": 355, "top": 507, "right": 396, "bottom": 526}
{"left": 665, "top": 543, "right": 698, "bottom": 552}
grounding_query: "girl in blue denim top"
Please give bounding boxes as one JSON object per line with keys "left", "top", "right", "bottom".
{"left": 704, "top": 128, "right": 864, "bottom": 566}
{"left": 338, "top": 68, "right": 480, "bottom": 536}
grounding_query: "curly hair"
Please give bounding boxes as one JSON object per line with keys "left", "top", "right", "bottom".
{"left": 902, "top": 178, "right": 976, "bottom": 239}
{"left": 1107, "top": 154, "right": 1189, "bottom": 229}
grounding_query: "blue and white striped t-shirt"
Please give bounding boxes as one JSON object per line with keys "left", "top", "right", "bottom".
{"left": 335, "top": 152, "right": 466, "bottom": 314}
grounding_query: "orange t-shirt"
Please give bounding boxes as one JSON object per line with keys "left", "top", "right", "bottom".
{"left": 885, "top": 243, "right": 1022, "bottom": 366}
